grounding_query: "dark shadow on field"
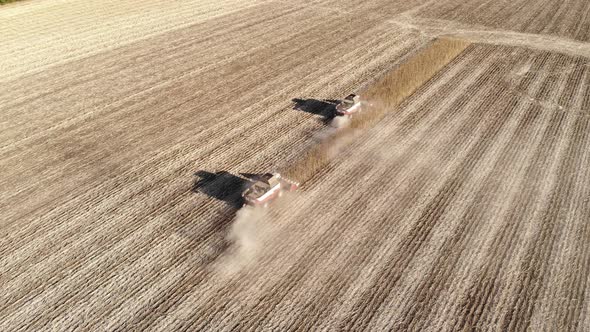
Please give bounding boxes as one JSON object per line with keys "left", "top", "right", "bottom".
{"left": 192, "top": 170, "right": 248, "bottom": 209}
{"left": 174, "top": 210, "right": 232, "bottom": 268}
{"left": 292, "top": 98, "right": 340, "bottom": 124}
{"left": 185, "top": 170, "right": 271, "bottom": 268}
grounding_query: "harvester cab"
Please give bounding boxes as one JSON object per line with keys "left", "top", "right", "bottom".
{"left": 242, "top": 173, "right": 299, "bottom": 207}
{"left": 335, "top": 93, "right": 362, "bottom": 117}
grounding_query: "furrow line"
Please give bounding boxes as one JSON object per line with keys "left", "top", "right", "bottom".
{"left": 416, "top": 50, "right": 577, "bottom": 331}
{"left": 0, "top": 3, "right": 302, "bottom": 113}
{"left": 340, "top": 68, "right": 530, "bottom": 331}
{"left": 501, "top": 91, "right": 588, "bottom": 331}
{"left": 448, "top": 51, "right": 569, "bottom": 329}
{"left": 391, "top": 51, "right": 542, "bottom": 331}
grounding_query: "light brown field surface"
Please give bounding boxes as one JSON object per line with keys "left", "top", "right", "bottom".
{"left": 417, "top": 0, "right": 590, "bottom": 42}
{"left": 1, "top": 0, "right": 589, "bottom": 331}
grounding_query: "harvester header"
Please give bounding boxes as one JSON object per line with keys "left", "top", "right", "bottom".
{"left": 241, "top": 173, "right": 299, "bottom": 207}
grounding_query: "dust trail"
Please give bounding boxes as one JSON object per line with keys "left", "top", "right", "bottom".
{"left": 212, "top": 116, "right": 355, "bottom": 276}
{"left": 312, "top": 114, "right": 350, "bottom": 142}
{"left": 311, "top": 115, "right": 357, "bottom": 158}
{"left": 214, "top": 206, "right": 276, "bottom": 276}
{"left": 330, "top": 115, "right": 351, "bottom": 129}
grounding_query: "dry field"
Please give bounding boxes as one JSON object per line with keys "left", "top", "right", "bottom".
{"left": 1, "top": 0, "right": 590, "bottom": 331}
{"left": 418, "top": 0, "right": 590, "bottom": 42}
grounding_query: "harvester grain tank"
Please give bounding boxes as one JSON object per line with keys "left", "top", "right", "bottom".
{"left": 241, "top": 173, "right": 299, "bottom": 207}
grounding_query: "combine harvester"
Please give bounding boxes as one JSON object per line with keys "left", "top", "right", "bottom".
{"left": 334, "top": 93, "right": 363, "bottom": 118}
{"left": 241, "top": 173, "right": 299, "bottom": 207}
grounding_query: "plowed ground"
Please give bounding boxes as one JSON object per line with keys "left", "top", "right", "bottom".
{"left": 1, "top": 0, "right": 589, "bottom": 331}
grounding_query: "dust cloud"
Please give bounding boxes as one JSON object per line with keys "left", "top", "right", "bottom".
{"left": 214, "top": 206, "right": 276, "bottom": 276}
{"left": 330, "top": 115, "right": 351, "bottom": 129}
{"left": 312, "top": 115, "right": 348, "bottom": 143}
{"left": 213, "top": 103, "right": 373, "bottom": 277}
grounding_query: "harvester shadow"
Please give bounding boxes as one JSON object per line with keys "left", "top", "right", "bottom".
{"left": 192, "top": 170, "right": 248, "bottom": 209}
{"left": 292, "top": 98, "right": 340, "bottom": 125}
{"left": 177, "top": 170, "right": 249, "bottom": 266}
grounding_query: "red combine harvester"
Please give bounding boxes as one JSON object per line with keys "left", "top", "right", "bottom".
{"left": 241, "top": 173, "right": 299, "bottom": 207}
{"left": 335, "top": 93, "right": 362, "bottom": 117}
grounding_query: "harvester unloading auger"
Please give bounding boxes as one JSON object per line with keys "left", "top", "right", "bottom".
{"left": 241, "top": 173, "right": 299, "bottom": 207}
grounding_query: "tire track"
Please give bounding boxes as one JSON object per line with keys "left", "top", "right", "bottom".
{"left": 386, "top": 51, "right": 547, "bottom": 331}
{"left": 526, "top": 61, "right": 589, "bottom": 330}
{"left": 398, "top": 49, "right": 576, "bottom": 331}
{"left": 338, "top": 62, "right": 534, "bottom": 331}
{"left": 317, "top": 45, "right": 511, "bottom": 330}
{"left": 450, "top": 52, "right": 579, "bottom": 330}
{"left": 416, "top": 0, "right": 590, "bottom": 42}
{"left": 542, "top": 119, "right": 590, "bottom": 331}
{"left": 499, "top": 89, "right": 590, "bottom": 330}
